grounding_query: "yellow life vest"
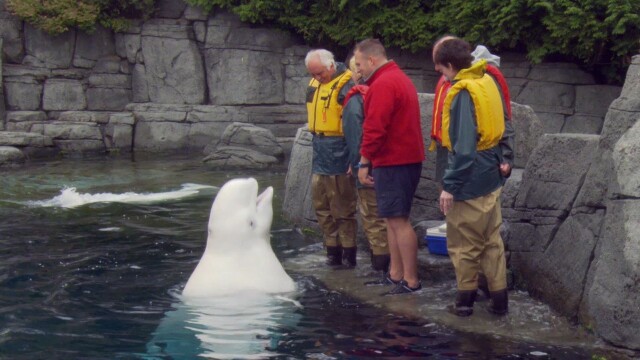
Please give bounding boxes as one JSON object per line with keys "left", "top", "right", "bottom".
{"left": 306, "top": 70, "right": 352, "bottom": 136}
{"left": 442, "top": 60, "right": 505, "bottom": 151}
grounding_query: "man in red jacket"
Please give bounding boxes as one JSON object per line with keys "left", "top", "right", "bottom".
{"left": 354, "top": 38, "right": 425, "bottom": 295}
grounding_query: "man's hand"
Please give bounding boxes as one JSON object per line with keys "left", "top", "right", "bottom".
{"left": 499, "top": 162, "right": 512, "bottom": 177}
{"left": 358, "top": 166, "right": 374, "bottom": 187}
{"left": 439, "top": 190, "right": 453, "bottom": 215}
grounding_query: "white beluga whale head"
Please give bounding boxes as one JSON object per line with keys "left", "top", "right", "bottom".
{"left": 182, "top": 177, "right": 296, "bottom": 298}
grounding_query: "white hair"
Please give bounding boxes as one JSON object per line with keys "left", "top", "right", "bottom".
{"left": 305, "top": 49, "right": 335, "bottom": 70}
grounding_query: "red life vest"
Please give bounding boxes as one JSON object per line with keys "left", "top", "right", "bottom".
{"left": 343, "top": 84, "right": 369, "bottom": 106}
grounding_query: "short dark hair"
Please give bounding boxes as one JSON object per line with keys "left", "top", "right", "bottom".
{"left": 354, "top": 38, "right": 387, "bottom": 58}
{"left": 433, "top": 38, "right": 473, "bottom": 71}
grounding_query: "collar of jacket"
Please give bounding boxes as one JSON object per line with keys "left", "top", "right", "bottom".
{"left": 453, "top": 59, "right": 487, "bottom": 82}
{"left": 364, "top": 60, "right": 396, "bottom": 85}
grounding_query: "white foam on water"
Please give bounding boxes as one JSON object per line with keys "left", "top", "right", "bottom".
{"left": 25, "top": 183, "right": 217, "bottom": 209}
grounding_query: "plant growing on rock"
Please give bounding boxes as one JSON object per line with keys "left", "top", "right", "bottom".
{"left": 185, "top": 0, "right": 639, "bottom": 84}
{"left": 5, "top": 0, "right": 156, "bottom": 34}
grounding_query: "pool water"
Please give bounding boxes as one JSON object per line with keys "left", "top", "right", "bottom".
{"left": 0, "top": 156, "right": 595, "bottom": 359}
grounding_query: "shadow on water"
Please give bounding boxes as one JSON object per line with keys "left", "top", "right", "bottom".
{"left": 0, "top": 156, "right": 608, "bottom": 359}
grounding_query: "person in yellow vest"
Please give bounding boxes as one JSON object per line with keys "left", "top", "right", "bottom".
{"left": 433, "top": 38, "right": 510, "bottom": 316}
{"left": 305, "top": 49, "right": 358, "bottom": 267}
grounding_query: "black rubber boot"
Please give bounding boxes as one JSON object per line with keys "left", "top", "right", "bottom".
{"left": 364, "top": 254, "right": 393, "bottom": 286}
{"left": 447, "top": 290, "right": 477, "bottom": 317}
{"left": 487, "top": 289, "right": 509, "bottom": 315}
{"left": 371, "top": 254, "right": 390, "bottom": 273}
{"left": 325, "top": 246, "right": 343, "bottom": 266}
{"left": 342, "top": 247, "right": 357, "bottom": 268}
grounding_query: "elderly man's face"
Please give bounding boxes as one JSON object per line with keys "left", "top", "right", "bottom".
{"left": 307, "top": 59, "right": 335, "bottom": 84}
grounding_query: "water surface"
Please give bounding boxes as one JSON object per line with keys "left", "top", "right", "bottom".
{"left": 0, "top": 156, "right": 597, "bottom": 359}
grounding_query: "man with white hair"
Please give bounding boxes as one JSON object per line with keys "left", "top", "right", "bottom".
{"left": 304, "top": 49, "right": 358, "bottom": 268}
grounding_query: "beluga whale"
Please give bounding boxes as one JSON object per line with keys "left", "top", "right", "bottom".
{"left": 182, "top": 177, "right": 296, "bottom": 298}
{"left": 147, "top": 178, "right": 299, "bottom": 359}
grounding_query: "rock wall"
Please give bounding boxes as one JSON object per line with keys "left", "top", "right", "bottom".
{"left": 0, "top": 0, "right": 623, "bottom": 162}
{"left": 502, "top": 55, "right": 640, "bottom": 350}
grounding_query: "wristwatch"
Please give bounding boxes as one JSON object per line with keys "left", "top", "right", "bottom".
{"left": 357, "top": 162, "right": 371, "bottom": 169}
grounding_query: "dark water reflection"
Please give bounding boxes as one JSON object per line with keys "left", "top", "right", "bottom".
{"left": 0, "top": 156, "right": 593, "bottom": 359}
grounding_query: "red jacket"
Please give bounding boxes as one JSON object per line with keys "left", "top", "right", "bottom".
{"left": 431, "top": 64, "right": 511, "bottom": 144}
{"left": 361, "top": 61, "right": 425, "bottom": 167}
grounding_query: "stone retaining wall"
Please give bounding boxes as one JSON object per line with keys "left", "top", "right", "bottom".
{"left": 0, "top": 0, "right": 623, "bottom": 160}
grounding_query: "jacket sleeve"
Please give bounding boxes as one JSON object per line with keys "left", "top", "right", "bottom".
{"left": 342, "top": 94, "right": 364, "bottom": 169}
{"left": 500, "top": 120, "right": 515, "bottom": 170}
{"left": 443, "top": 90, "right": 477, "bottom": 197}
{"left": 360, "top": 85, "right": 394, "bottom": 160}
{"left": 494, "top": 77, "right": 515, "bottom": 171}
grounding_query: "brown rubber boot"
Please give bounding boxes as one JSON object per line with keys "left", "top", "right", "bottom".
{"left": 447, "top": 290, "right": 477, "bottom": 317}
{"left": 370, "top": 254, "right": 390, "bottom": 273}
{"left": 342, "top": 247, "right": 357, "bottom": 268}
{"left": 325, "top": 246, "right": 343, "bottom": 266}
{"left": 487, "top": 289, "right": 509, "bottom": 315}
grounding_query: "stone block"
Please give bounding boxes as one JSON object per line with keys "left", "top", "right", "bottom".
{"left": 24, "top": 24, "right": 75, "bottom": 69}
{"left": 206, "top": 48, "right": 283, "bottom": 105}
{"left": 141, "top": 35, "right": 205, "bottom": 104}
{"left": 575, "top": 85, "right": 621, "bottom": 116}
{"left": 535, "top": 112, "right": 565, "bottom": 134}
{"left": 562, "top": 114, "right": 604, "bottom": 134}
{"left": 515, "top": 133, "right": 599, "bottom": 212}
{"left": 123, "top": 34, "right": 141, "bottom": 64}
{"left": 133, "top": 121, "right": 191, "bottom": 151}
{"left": 0, "top": 14, "right": 24, "bottom": 63}
{"left": 4, "top": 76, "right": 43, "bottom": 110}
{"left": 74, "top": 26, "right": 115, "bottom": 66}
{"left": 515, "top": 80, "right": 575, "bottom": 115}
{"left": 43, "top": 122, "right": 102, "bottom": 140}
{"left": 105, "top": 123, "right": 133, "bottom": 151}
{"left": 42, "top": 79, "right": 87, "bottom": 111}
{"left": 528, "top": 63, "right": 595, "bottom": 84}
{"left": 54, "top": 139, "right": 105, "bottom": 152}
{"left": 57, "top": 111, "right": 110, "bottom": 124}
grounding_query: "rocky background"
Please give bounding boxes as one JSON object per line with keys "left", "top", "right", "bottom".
{"left": 0, "top": 0, "right": 621, "bottom": 166}
{"left": 1, "top": 0, "right": 639, "bottom": 353}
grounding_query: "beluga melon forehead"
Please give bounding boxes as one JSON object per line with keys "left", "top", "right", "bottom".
{"left": 210, "top": 178, "right": 259, "bottom": 213}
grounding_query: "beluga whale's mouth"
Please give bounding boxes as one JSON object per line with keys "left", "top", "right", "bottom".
{"left": 256, "top": 187, "right": 270, "bottom": 206}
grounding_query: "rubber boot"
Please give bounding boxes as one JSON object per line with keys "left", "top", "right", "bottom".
{"left": 363, "top": 254, "right": 393, "bottom": 286}
{"left": 370, "top": 254, "right": 390, "bottom": 273}
{"left": 487, "top": 289, "right": 509, "bottom": 315}
{"left": 342, "top": 247, "right": 357, "bottom": 268}
{"left": 325, "top": 246, "right": 343, "bottom": 266}
{"left": 447, "top": 290, "right": 477, "bottom": 317}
